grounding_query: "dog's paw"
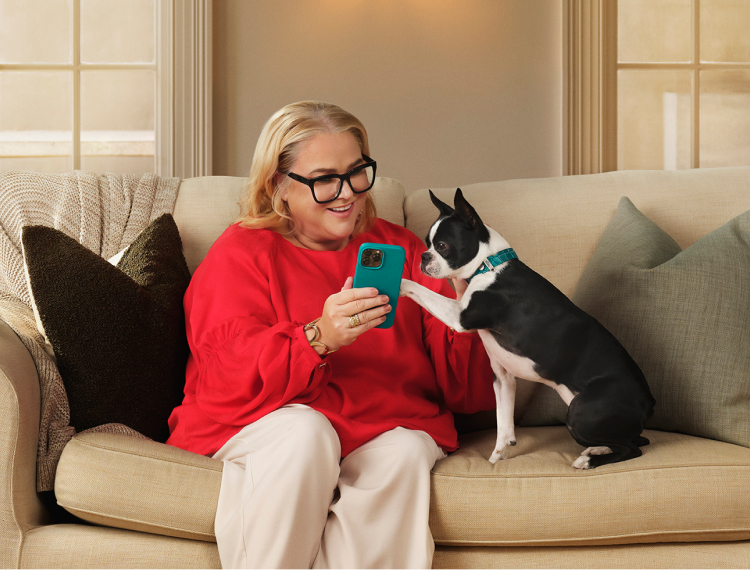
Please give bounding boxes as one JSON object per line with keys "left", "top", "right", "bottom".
{"left": 572, "top": 455, "right": 591, "bottom": 470}
{"left": 489, "top": 449, "right": 506, "bottom": 464}
{"left": 488, "top": 438, "right": 517, "bottom": 463}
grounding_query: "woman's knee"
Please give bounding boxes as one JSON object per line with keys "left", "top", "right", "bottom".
{"left": 280, "top": 405, "right": 341, "bottom": 464}
{"left": 220, "top": 405, "right": 341, "bottom": 476}
{"left": 380, "top": 428, "right": 444, "bottom": 471}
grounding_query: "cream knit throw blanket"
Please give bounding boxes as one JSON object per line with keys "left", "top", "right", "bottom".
{"left": 0, "top": 170, "right": 181, "bottom": 492}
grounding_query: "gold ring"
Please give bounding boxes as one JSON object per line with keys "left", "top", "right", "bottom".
{"left": 348, "top": 314, "right": 361, "bottom": 328}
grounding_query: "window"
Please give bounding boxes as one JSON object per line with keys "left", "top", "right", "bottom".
{"left": 618, "top": 0, "right": 750, "bottom": 170}
{"left": 0, "top": 0, "right": 157, "bottom": 174}
{"left": 564, "top": 0, "right": 750, "bottom": 174}
{"left": 0, "top": 0, "right": 211, "bottom": 177}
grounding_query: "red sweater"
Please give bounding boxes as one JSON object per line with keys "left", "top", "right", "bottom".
{"left": 167, "top": 219, "right": 494, "bottom": 457}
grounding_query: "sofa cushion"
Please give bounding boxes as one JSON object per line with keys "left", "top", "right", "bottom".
{"left": 431, "top": 427, "right": 750, "bottom": 547}
{"left": 520, "top": 197, "right": 750, "bottom": 450}
{"left": 55, "top": 432, "right": 222, "bottom": 542}
{"left": 56, "top": 428, "right": 750, "bottom": 548}
{"left": 21, "top": 214, "right": 191, "bottom": 442}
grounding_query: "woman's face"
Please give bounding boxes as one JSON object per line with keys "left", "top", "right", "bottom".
{"left": 280, "top": 131, "right": 369, "bottom": 251}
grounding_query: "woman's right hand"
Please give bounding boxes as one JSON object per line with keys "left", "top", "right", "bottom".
{"left": 314, "top": 276, "right": 392, "bottom": 352}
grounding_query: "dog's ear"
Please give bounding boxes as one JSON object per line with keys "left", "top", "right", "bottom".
{"left": 429, "top": 190, "right": 454, "bottom": 218}
{"left": 454, "top": 189, "right": 490, "bottom": 240}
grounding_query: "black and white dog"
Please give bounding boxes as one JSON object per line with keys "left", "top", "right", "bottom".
{"left": 400, "top": 189, "right": 655, "bottom": 469}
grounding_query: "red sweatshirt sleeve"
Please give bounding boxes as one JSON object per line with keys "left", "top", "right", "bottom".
{"left": 401, "top": 232, "right": 495, "bottom": 415}
{"left": 184, "top": 227, "right": 330, "bottom": 428}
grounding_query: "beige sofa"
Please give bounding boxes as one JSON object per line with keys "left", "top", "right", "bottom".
{"left": 3, "top": 167, "right": 750, "bottom": 568}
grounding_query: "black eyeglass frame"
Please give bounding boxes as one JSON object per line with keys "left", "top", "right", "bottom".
{"left": 285, "top": 154, "right": 377, "bottom": 204}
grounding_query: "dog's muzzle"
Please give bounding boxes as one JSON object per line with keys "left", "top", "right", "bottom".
{"left": 420, "top": 251, "right": 438, "bottom": 276}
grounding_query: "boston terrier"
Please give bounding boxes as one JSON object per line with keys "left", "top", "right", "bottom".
{"left": 400, "top": 189, "right": 655, "bottom": 469}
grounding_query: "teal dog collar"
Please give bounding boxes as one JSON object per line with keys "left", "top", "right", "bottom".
{"left": 468, "top": 248, "right": 518, "bottom": 282}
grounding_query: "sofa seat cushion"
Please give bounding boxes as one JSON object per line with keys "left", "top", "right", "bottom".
{"left": 431, "top": 426, "right": 750, "bottom": 547}
{"left": 56, "top": 427, "right": 750, "bottom": 549}
{"left": 55, "top": 433, "right": 222, "bottom": 542}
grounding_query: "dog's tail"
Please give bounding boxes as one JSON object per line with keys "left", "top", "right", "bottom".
{"left": 586, "top": 443, "right": 642, "bottom": 469}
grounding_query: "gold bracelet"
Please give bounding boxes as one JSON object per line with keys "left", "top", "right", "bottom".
{"left": 309, "top": 341, "right": 339, "bottom": 356}
{"left": 304, "top": 318, "right": 338, "bottom": 355}
{"left": 303, "top": 317, "right": 322, "bottom": 342}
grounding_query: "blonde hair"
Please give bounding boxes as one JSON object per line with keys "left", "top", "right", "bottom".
{"left": 237, "top": 101, "right": 377, "bottom": 236}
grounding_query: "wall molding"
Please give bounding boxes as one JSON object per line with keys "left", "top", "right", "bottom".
{"left": 563, "top": 0, "right": 617, "bottom": 175}
{"left": 157, "top": 0, "right": 212, "bottom": 178}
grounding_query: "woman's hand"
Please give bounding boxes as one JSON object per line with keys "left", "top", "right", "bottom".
{"left": 312, "top": 277, "right": 392, "bottom": 353}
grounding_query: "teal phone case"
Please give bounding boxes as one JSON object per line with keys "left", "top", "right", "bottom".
{"left": 352, "top": 243, "right": 406, "bottom": 329}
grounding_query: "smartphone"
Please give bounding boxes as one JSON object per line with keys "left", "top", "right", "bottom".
{"left": 352, "top": 243, "right": 406, "bottom": 329}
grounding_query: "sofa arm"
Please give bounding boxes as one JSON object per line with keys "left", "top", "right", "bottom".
{"left": 0, "top": 318, "right": 50, "bottom": 567}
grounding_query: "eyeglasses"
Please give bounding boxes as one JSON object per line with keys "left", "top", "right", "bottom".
{"left": 285, "top": 155, "right": 377, "bottom": 204}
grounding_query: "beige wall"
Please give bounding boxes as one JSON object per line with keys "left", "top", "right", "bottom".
{"left": 212, "top": 0, "right": 562, "bottom": 192}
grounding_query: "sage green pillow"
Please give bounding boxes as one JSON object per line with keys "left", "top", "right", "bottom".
{"left": 520, "top": 197, "right": 750, "bottom": 449}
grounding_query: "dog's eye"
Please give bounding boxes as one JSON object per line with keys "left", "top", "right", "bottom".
{"left": 435, "top": 242, "right": 448, "bottom": 252}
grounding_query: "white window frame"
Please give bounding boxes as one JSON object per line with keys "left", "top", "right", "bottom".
{"left": 0, "top": 0, "right": 211, "bottom": 178}
{"left": 563, "top": 0, "right": 617, "bottom": 175}
{"left": 160, "top": 0, "right": 212, "bottom": 178}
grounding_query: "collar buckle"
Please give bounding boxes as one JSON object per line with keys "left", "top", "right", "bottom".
{"left": 467, "top": 248, "right": 518, "bottom": 283}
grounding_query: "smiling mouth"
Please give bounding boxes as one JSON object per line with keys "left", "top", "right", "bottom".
{"left": 328, "top": 203, "right": 353, "bottom": 213}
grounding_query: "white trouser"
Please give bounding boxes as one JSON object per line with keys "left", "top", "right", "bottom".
{"left": 212, "top": 404, "right": 446, "bottom": 569}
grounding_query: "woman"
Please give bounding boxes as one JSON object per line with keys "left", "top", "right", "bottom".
{"left": 167, "top": 101, "right": 494, "bottom": 569}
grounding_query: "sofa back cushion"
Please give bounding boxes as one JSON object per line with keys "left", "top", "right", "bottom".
{"left": 405, "top": 167, "right": 750, "bottom": 298}
{"left": 174, "top": 176, "right": 406, "bottom": 274}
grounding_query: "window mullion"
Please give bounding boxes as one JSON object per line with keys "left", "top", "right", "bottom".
{"left": 73, "top": 0, "right": 81, "bottom": 171}
{"left": 691, "top": 0, "right": 700, "bottom": 168}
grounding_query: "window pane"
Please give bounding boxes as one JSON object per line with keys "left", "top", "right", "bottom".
{"left": 80, "top": 70, "right": 155, "bottom": 130}
{"left": 80, "top": 71, "right": 155, "bottom": 174}
{"left": 0, "top": 156, "right": 73, "bottom": 174}
{"left": 700, "top": 0, "right": 750, "bottom": 63}
{"left": 700, "top": 70, "right": 750, "bottom": 167}
{"left": 618, "top": 0, "right": 691, "bottom": 63}
{"left": 80, "top": 0, "right": 155, "bottom": 64}
{"left": 618, "top": 70, "right": 692, "bottom": 170}
{"left": 81, "top": 156, "right": 154, "bottom": 175}
{"left": 0, "top": 72, "right": 73, "bottom": 169}
{"left": 0, "top": 0, "right": 72, "bottom": 63}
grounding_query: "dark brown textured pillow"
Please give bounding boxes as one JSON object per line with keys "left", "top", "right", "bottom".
{"left": 21, "top": 213, "right": 191, "bottom": 442}
{"left": 520, "top": 197, "right": 750, "bottom": 450}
